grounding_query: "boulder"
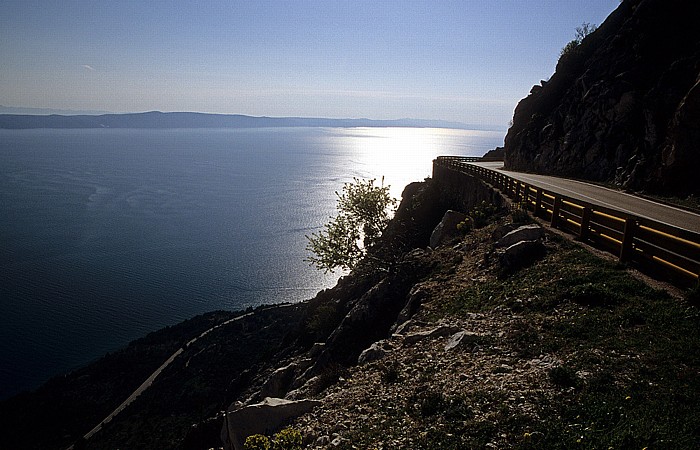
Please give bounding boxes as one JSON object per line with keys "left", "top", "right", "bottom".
{"left": 430, "top": 210, "right": 468, "bottom": 248}
{"left": 221, "top": 397, "right": 321, "bottom": 450}
{"left": 259, "top": 363, "right": 297, "bottom": 399}
{"left": 444, "top": 331, "right": 485, "bottom": 351}
{"left": 312, "top": 249, "right": 437, "bottom": 369}
{"left": 392, "top": 285, "right": 427, "bottom": 331}
{"left": 496, "top": 224, "right": 544, "bottom": 248}
{"left": 357, "top": 340, "right": 388, "bottom": 365}
{"left": 491, "top": 223, "right": 517, "bottom": 241}
{"left": 403, "top": 325, "right": 462, "bottom": 346}
{"left": 394, "top": 320, "right": 414, "bottom": 336}
{"left": 500, "top": 239, "right": 547, "bottom": 270}
{"left": 308, "top": 342, "right": 326, "bottom": 358}
{"left": 259, "top": 359, "right": 314, "bottom": 399}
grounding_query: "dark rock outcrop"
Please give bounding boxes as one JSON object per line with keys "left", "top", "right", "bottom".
{"left": 314, "top": 249, "right": 438, "bottom": 368}
{"left": 504, "top": 0, "right": 700, "bottom": 195}
{"left": 482, "top": 146, "right": 505, "bottom": 160}
{"left": 499, "top": 240, "right": 547, "bottom": 272}
{"left": 430, "top": 210, "right": 468, "bottom": 248}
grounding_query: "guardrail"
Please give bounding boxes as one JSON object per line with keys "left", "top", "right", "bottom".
{"left": 435, "top": 156, "right": 700, "bottom": 287}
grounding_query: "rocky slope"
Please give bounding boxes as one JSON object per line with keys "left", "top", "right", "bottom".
{"left": 3, "top": 171, "right": 699, "bottom": 449}
{"left": 291, "top": 223, "right": 700, "bottom": 449}
{"left": 504, "top": 0, "right": 700, "bottom": 195}
{"left": 0, "top": 173, "right": 497, "bottom": 449}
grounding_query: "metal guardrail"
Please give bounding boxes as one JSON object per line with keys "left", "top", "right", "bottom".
{"left": 435, "top": 156, "right": 700, "bottom": 287}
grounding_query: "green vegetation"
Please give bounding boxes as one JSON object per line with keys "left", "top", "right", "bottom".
{"left": 332, "top": 217, "right": 700, "bottom": 449}
{"left": 559, "top": 22, "right": 598, "bottom": 60}
{"left": 306, "top": 178, "right": 396, "bottom": 272}
{"left": 456, "top": 217, "right": 472, "bottom": 234}
{"left": 438, "top": 236, "right": 700, "bottom": 448}
{"left": 470, "top": 200, "right": 500, "bottom": 229}
{"left": 510, "top": 201, "right": 532, "bottom": 225}
{"left": 244, "top": 427, "right": 303, "bottom": 450}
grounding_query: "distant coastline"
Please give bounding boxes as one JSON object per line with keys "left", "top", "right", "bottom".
{"left": 0, "top": 111, "right": 504, "bottom": 131}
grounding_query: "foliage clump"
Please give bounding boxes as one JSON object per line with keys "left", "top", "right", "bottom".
{"left": 456, "top": 217, "right": 473, "bottom": 235}
{"left": 559, "top": 22, "right": 598, "bottom": 61}
{"left": 511, "top": 201, "right": 531, "bottom": 225}
{"left": 470, "top": 201, "right": 499, "bottom": 228}
{"left": 244, "top": 427, "right": 302, "bottom": 450}
{"left": 306, "top": 178, "right": 396, "bottom": 272}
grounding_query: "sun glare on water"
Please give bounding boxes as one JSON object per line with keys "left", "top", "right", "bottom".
{"left": 339, "top": 127, "right": 502, "bottom": 200}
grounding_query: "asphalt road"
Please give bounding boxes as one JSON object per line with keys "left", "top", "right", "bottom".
{"left": 474, "top": 162, "right": 700, "bottom": 234}
{"left": 79, "top": 308, "right": 271, "bottom": 443}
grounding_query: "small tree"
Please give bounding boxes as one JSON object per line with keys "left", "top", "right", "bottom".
{"left": 306, "top": 178, "right": 396, "bottom": 273}
{"left": 560, "top": 22, "right": 598, "bottom": 60}
{"left": 574, "top": 22, "right": 597, "bottom": 42}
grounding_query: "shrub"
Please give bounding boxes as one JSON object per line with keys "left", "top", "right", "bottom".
{"left": 271, "top": 427, "right": 302, "bottom": 450}
{"left": 244, "top": 434, "right": 271, "bottom": 450}
{"left": 306, "top": 178, "right": 396, "bottom": 272}
{"left": 470, "top": 201, "right": 499, "bottom": 228}
{"left": 456, "top": 217, "right": 473, "bottom": 234}
{"left": 559, "top": 22, "right": 597, "bottom": 61}
{"left": 549, "top": 365, "right": 580, "bottom": 389}
{"left": 559, "top": 39, "right": 580, "bottom": 59}
{"left": 244, "top": 427, "right": 302, "bottom": 450}
{"left": 511, "top": 201, "right": 531, "bottom": 225}
{"left": 381, "top": 361, "right": 400, "bottom": 384}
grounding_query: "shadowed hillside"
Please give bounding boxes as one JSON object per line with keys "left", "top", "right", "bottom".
{"left": 504, "top": 0, "right": 700, "bottom": 195}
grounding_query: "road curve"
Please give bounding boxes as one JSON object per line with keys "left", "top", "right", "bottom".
{"left": 474, "top": 162, "right": 700, "bottom": 234}
{"left": 78, "top": 306, "right": 291, "bottom": 444}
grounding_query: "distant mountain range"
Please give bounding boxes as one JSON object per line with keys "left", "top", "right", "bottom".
{"left": 0, "top": 110, "right": 499, "bottom": 131}
{"left": 0, "top": 105, "right": 112, "bottom": 115}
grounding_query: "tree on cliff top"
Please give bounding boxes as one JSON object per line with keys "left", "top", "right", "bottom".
{"left": 560, "top": 22, "right": 598, "bottom": 60}
{"left": 306, "top": 178, "right": 396, "bottom": 273}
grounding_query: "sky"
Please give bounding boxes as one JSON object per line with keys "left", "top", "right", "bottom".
{"left": 0, "top": 0, "right": 619, "bottom": 128}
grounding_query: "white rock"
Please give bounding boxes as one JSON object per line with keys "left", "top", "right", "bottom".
{"left": 430, "top": 210, "right": 468, "bottom": 248}
{"left": 404, "top": 325, "right": 462, "bottom": 346}
{"left": 358, "top": 341, "right": 388, "bottom": 364}
{"left": 496, "top": 224, "right": 544, "bottom": 247}
{"left": 221, "top": 397, "right": 321, "bottom": 450}
{"left": 444, "top": 331, "right": 484, "bottom": 351}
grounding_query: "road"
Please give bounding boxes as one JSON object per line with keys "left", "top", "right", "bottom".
{"left": 78, "top": 307, "right": 291, "bottom": 444}
{"left": 474, "top": 162, "right": 700, "bottom": 234}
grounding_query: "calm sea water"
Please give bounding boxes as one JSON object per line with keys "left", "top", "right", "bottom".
{"left": 0, "top": 127, "right": 503, "bottom": 399}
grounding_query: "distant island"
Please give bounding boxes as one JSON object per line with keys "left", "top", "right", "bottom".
{"left": 0, "top": 111, "right": 500, "bottom": 131}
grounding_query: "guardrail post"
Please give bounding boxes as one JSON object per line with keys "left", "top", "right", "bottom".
{"left": 551, "top": 196, "right": 562, "bottom": 228}
{"left": 579, "top": 207, "right": 591, "bottom": 241}
{"left": 534, "top": 188, "right": 543, "bottom": 218}
{"left": 514, "top": 182, "right": 521, "bottom": 202}
{"left": 619, "top": 218, "right": 637, "bottom": 262}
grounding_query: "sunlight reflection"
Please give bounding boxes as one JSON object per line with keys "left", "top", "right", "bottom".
{"left": 337, "top": 127, "right": 503, "bottom": 200}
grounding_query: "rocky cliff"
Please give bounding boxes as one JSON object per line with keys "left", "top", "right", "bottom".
{"left": 3, "top": 168, "right": 700, "bottom": 448}
{"left": 504, "top": 0, "right": 700, "bottom": 195}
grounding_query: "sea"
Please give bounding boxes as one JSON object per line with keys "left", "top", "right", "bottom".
{"left": 0, "top": 127, "right": 503, "bottom": 400}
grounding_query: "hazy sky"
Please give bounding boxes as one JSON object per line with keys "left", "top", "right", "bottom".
{"left": 1, "top": 0, "right": 619, "bottom": 127}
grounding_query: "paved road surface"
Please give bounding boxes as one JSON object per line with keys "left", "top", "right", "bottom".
{"left": 78, "top": 307, "right": 287, "bottom": 443}
{"left": 474, "top": 162, "right": 700, "bottom": 234}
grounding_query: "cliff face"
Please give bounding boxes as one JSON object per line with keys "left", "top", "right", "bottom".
{"left": 504, "top": 0, "right": 700, "bottom": 195}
